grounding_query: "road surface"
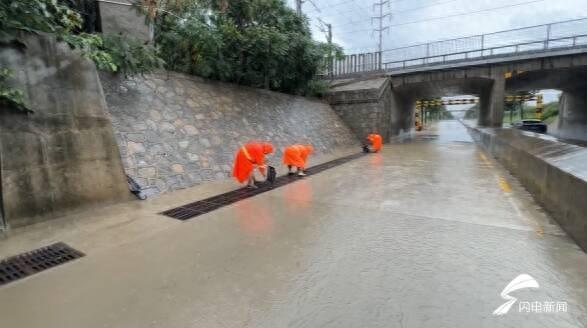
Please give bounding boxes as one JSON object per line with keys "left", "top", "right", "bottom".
{"left": 0, "top": 120, "right": 585, "bottom": 327}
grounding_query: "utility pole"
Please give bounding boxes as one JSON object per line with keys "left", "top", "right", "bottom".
{"left": 318, "top": 18, "right": 333, "bottom": 77}
{"left": 296, "top": 0, "right": 305, "bottom": 16}
{"left": 326, "top": 23, "right": 333, "bottom": 77}
{"left": 296, "top": 0, "right": 320, "bottom": 16}
{"left": 372, "top": 0, "right": 391, "bottom": 69}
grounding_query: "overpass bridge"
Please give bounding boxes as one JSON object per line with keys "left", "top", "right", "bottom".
{"left": 324, "top": 18, "right": 587, "bottom": 143}
{"left": 328, "top": 18, "right": 587, "bottom": 78}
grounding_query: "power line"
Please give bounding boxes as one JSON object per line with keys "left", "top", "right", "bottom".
{"left": 395, "top": 0, "right": 459, "bottom": 14}
{"left": 304, "top": 0, "right": 414, "bottom": 14}
{"left": 338, "top": 0, "right": 547, "bottom": 34}
{"left": 316, "top": 0, "right": 461, "bottom": 30}
{"left": 380, "top": 16, "right": 587, "bottom": 51}
{"left": 310, "top": 0, "right": 460, "bottom": 21}
{"left": 390, "top": 0, "right": 546, "bottom": 28}
{"left": 295, "top": 0, "right": 320, "bottom": 16}
{"left": 306, "top": 3, "right": 372, "bottom": 26}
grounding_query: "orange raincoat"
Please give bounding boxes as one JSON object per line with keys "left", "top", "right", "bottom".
{"left": 232, "top": 142, "right": 274, "bottom": 183}
{"left": 283, "top": 145, "right": 314, "bottom": 169}
{"left": 367, "top": 134, "right": 382, "bottom": 152}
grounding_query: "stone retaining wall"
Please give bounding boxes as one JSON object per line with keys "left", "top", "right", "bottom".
{"left": 101, "top": 72, "right": 359, "bottom": 196}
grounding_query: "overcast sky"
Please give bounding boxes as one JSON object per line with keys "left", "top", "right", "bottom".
{"left": 289, "top": 0, "right": 587, "bottom": 52}
{"left": 287, "top": 0, "right": 587, "bottom": 103}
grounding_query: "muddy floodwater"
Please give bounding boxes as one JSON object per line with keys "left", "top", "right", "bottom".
{"left": 0, "top": 120, "right": 586, "bottom": 327}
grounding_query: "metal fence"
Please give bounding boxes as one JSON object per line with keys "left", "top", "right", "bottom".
{"left": 328, "top": 18, "right": 587, "bottom": 77}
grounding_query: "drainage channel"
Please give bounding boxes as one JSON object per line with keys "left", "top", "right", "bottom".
{"left": 0, "top": 242, "right": 84, "bottom": 286}
{"left": 161, "top": 152, "right": 366, "bottom": 221}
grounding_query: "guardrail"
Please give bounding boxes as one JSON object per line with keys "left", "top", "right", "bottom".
{"left": 327, "top": 18, "right": 587, "bottom": 78}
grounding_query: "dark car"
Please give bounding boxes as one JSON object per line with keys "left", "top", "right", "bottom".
{"left": 511, "top": 119, "right": 548, "bottom": 134}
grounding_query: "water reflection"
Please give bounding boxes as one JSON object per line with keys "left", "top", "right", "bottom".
{"left": 283, "top": 180, "right": 313, "bottom": 210}
{"left": 234, "top": 200, "right": 274, "bottom": 236}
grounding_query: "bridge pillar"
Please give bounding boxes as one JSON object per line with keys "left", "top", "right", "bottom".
{"left": 556, "top": 89, "right": 587, "bottom": 141}
{"left": 326, "top": 78, "right": 395, "bottom": 142}
{"left": 478, "top": 75, "right": 505, "bottom": 127}
{"left": 389, "top": 91, "right": 414, "bottom": 139}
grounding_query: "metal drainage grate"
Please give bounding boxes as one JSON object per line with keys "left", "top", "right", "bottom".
{"left": 0, "top": 242, "right": 84, "bottom": 286}
{"left": 162, "top": 152, "right": 366, "bottom": 221}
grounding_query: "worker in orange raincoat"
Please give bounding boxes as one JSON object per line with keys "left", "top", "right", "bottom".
{"left": 233, "top": 142, "right": 274, "bottom": 188}
{"left": 367, "top": 133, "right": 383, "bottom": 153}
{"left": 283, "top": 144, "right": 314, "bottom": 176}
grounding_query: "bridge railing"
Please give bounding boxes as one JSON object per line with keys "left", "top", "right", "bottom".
{"left": 326, "top": 18, "right": 587, "bottom": 78}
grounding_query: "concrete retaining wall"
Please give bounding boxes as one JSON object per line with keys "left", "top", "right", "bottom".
{"left": 98, "top": 0, "right": 152, "bottom": 42}
{"left": 467, "top": 124, "right": 587, "bottom": 251}
{"left": 0, "top": 32, "right": 130, "bottom": 229}
{"left": 101, "top": 72, "right": 359, "bottom": 196}
{"left": 327, "top": 78, "right": 395, "bottom": 142}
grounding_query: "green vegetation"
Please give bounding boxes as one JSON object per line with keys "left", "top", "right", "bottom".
{"left": 466, "top": 102, "right": 559, "bottom": 124}
{"left": 0, "top": 0, "right": 162, "bottom": 75}
{"left": 0, "top": 0, "right": 163, "bottom": 111}
{"left": 61, "top": 33, "right": 118, "bottom": 72}
{"left": 501, "top": 91, "right": 561, "bottom": 125}
{"left": 0, "top": 0, "right": 81, "bottom": 37}
{"left": 154, "top": 0, "right": 343, "bottom": 95}
{"left": 427, "top": 106, "right": 454, "bottom": 120}
{"left": 541, "top": 102, "right": 559, "bottom": 124}
{"left": 503, "top": 102, "right": 559, "bottom": 124}
{"left": 1, "top": 0, "right": 342, "bottom": 110}
{"left": 64, "top": 33, "right": 164, "bottom": 75}
{"left": 0, "top": 68, "right": 30, "bottom": 113}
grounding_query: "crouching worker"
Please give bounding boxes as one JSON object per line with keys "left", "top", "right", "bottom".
{"left": 366, "top": 133, "right": 383, "bottom": 153}
{"left": 233, "top": 142, "right": 274, "bottom": 188}
{"left": 283, "top": 144, "right": 314, "bottom": 177}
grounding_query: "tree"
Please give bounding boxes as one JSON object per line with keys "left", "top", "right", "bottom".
{"left": 0, "top": 0, "right": 163, "bottom": 76}
{"left": 0, "top": 0, "right": 164, "bottom": 111}
{"left": 504, "top": 90, "right": 537, "bottom": 123}
{"left": 154, "top": 0, "right": 343, "bottom": 95}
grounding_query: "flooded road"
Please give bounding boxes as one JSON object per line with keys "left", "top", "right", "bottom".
{"left": 0, "top": 120, "right": 586, "bottom": 327}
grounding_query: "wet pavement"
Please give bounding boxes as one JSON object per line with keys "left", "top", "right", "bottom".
{"left": 0, "top": 120, "right": 586, "bottom": 327}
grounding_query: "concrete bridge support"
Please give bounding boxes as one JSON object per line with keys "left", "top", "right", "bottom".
{"left": 505, "top": 66, "right": 587, "bottom": 142}
{"left": 327, "top": 78, "right": 395, "bottom": 142}
{"left": 478, "top": 75, "right": 506, "bottom": 128}
{"left": 390, "top": 70, "right": 508, "bottom": 131}
{"left": 330, "top": 50, "right": 587, "bottom": 141}
{"left": 388, "top": 91, "right": 415, "bottom": 139}
{"left": 557, "top": 89, "right": 587, "bottom": 141}
{"left": 326, "top": 75, "right": 508, "bottom": 141}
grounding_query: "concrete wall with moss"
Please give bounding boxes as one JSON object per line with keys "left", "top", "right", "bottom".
{"left": 101, "top": 72, "right": 359, "bottom": 196}
{"left": 0, "top": 32, "right": 130, "bottom": 229}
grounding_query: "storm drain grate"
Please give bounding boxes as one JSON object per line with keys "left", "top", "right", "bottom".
{"left": 162, "top": 152, "right": 365, "bottom": 221}
{"left": 0, "top": 242, "right": 84, "bottom": 286}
